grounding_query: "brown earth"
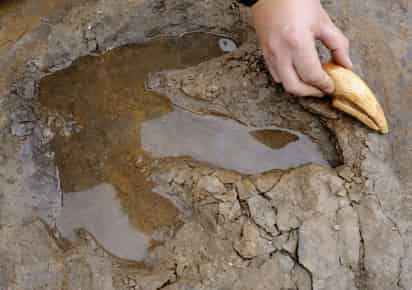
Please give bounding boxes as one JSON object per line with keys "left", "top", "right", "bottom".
{"left": 0, "top": 0, "right": 410, "bottom": 289}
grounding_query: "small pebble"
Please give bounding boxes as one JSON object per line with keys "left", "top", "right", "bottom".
{"left": 218, "top": 38, "right": 237, "bottom": 52}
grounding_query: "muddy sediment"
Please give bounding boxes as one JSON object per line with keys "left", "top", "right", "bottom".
{"left": 38, "top": 33, "right": 230, "bottom": 258}
{"left": 38, "top": 33, "right": 230, "bottom": 234}
{"left": 0, "top": 0, "right": 411, "bottom": 290}
{"left": 250, "top": 129, "right": 299, "bottom": 149}
{"left": 39, "top": 31, "right": 331, "bottom": 261}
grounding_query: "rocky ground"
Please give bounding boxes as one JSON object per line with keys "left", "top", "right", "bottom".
{"left": 0, "top": 0, "right": 411, "bottom": 289}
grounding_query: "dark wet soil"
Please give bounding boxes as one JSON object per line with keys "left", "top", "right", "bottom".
{"left": 39, "top": 32, "right": 328, "bottom": 261}
{"left": 39, "top": 33, "right": 228, "bottom": 235}
{"left": 250, "top": 129, "right": 299, "bottom": 149}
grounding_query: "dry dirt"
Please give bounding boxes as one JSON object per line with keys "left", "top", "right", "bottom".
{"left": 0, "top": 0, "right": 411, "bottom": 289}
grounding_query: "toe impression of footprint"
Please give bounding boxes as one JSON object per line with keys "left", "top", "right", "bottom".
{"left": 322, "top": 62, "right": 388, "bottom": 134}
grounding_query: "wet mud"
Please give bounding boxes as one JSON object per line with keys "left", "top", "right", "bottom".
{"left": 39, "top": 33, "right": 229, "bottom": 250}
{"left": 250, "top": 129, "right": 299, "bottom": 149}
{"left": 0, "top": 0, "right": 410, "bottom": 289}
{"left": 39, "top": 31, "right": 328, "bottom": 259}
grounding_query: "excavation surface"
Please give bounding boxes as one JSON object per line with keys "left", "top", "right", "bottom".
{"left": 39, "top": 33, "right": 230, "bottom": 259}
{"left": 1, "top": 0, "right": 409, "bottom": 289}
{"left": 40, "top": 32, "right": 327, "bottom": 260}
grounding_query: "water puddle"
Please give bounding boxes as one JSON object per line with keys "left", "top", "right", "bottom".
{"left": 57, "top": 183, "right": 150, "bottom": 261}
{"left": 249, "top": 129, "right": 299, "bottom": 150}
{"left": 40, "top": 32, "right": 327, "bottom": 261}
{"left": 141, "top": 109, "right": 329, "bottom": 174}
{"left": 39, "top": 32, "right": 231, "bottom": 260}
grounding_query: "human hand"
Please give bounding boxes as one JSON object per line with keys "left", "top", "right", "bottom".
{"left": 252, "top": 0, "right": 352, "bottom": 97}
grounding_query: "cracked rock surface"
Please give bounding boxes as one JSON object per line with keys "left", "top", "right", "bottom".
{"left": 0, "top": 0, "right": 411, "bottom": 289}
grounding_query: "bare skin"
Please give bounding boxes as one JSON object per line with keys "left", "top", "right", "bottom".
{"left": 252, "top": 0, "right": 352, "bottom": 97}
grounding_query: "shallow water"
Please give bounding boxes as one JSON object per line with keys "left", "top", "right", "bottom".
{"left": 141, "top": 109, "right": 329, "bottom": 174}
{"left": 39, "top": 32, "right": 230, "bottom": 260}
{"left": 40, "top": 32, "right": 327, "bottom": 261}
{"left": 57, "top": 183, "right": 150, "bottom": 261}
{"left": 249, "top": 129, "right": 299, "bottom": 150}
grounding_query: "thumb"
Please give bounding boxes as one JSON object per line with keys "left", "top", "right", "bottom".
{"left": 318, "top": 22, "right": 352, "bottom": 68}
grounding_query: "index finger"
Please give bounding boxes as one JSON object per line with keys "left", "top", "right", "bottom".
{"left": 293, "top": 36, "right": 335, "bottom": 94}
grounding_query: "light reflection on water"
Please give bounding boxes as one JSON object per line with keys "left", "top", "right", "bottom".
{"left": 41, "top": 31, "right": 327, "bottom": 261}
{"left": 57, "top": 183, "right": 151, "bottom": 261}
{"left": 141, "top": 109, "right": 329, "bottom": 174}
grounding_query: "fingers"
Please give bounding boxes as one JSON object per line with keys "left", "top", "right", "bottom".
{"left": 293, "top": 35, "right": 335, "bottom": 94}
{"left": 263, "top": 47, "right": 325, "bottom": 97}
{"left": 263, "top": 39, "right": 328, "bottom": 97}
{"left": 318, "top": 17, "right": 352, "bottom": 68}
{"left": 275, "top": 57, "right": 324, "bottom": 97}
{"left": 263, "top": 53, "right": 280, "bottom": 82}
{"left": 268, "top": 65, "right": 280, "bottom": 83}
{"left": 256, "top": 6, "right": 351, "bottom": 97}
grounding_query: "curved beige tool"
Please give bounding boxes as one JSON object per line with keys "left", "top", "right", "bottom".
{"left": 322, "top": 62, "right": 389, "bottom": 134}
